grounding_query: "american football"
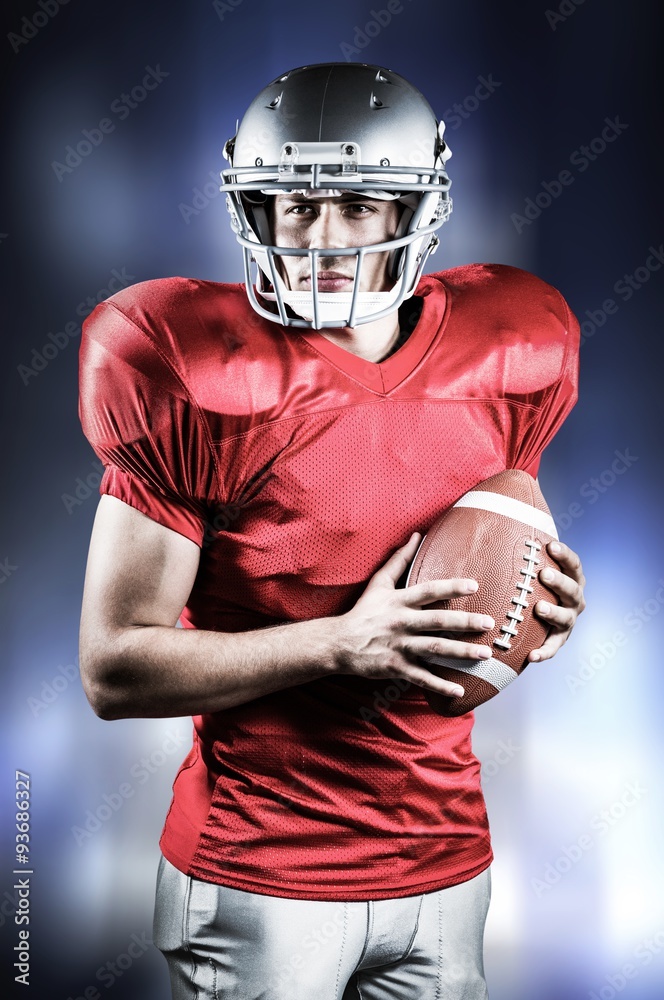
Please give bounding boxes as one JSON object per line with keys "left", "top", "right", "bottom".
{"left": 405, "top": 470, "right": 559, "bottom": 716}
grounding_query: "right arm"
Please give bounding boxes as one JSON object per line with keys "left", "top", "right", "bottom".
{"left": 79, "top": 495, "right": 494, "bottom": 720}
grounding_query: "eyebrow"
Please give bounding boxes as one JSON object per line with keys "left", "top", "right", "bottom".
{"left": 278, "top": 192, "right": 372, "bottom": 204}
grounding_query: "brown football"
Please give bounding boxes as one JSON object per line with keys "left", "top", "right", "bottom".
{"left": 405, "top": 470, "right": 559, "bottom": 717}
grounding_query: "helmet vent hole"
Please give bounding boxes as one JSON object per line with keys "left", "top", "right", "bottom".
{"left": 371, "top": 94, "right": 384, "bottom": 108}
{"left": 267, "top": 94, "right": 282, "bottom": 109}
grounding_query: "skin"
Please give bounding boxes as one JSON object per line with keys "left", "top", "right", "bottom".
{"left": 270, "top": 192, "right": 405, "bottom": 362}
{"left": 79, "top": 193, "right": 586, "bottom": 718}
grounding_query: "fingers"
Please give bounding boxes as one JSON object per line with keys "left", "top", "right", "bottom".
{"left": 531, "top": 542, "right": 587, "bottom": 662}
{"left": 395, "top": 662, "right": 467, "bottom": 699}
{"left": 534, "top": 600, "right": 576, "bottom": 632}
{"left": 546, "top": 540, "right": 586, "bottom": 588}
{"left": 402, "top": 577, "right": 479, "bottom": 607}
{"left": 403, "top": 610, "right": 495, "bottom": 633}
{"left": 539, "top": 565, "right": 585, "bottom": 611}
{"left": 366, "top": 532, "right": 422, "bottom": 591}
{"left": 404, "top": 635, "right": 493, "bottom": 663}
{"left": 528, "top": 631, "right": 567, "bottom": 663}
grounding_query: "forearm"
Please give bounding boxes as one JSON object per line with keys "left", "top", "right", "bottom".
{"left": 85, "top": 616, "right": 340, "bottom": 720}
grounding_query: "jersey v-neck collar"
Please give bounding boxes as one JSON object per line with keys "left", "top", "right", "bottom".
{"left": 293, "top": 278, "right": 450, "bottom": 395}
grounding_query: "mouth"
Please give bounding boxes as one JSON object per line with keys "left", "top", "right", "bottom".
{"left": 300, "top": 271, "right": 355, "bottom": 292}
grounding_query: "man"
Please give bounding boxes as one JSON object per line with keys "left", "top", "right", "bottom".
{"left": 78, "top": 63, "right": 585, "bottom": 999}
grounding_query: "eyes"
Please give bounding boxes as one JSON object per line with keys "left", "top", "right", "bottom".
{"left": 282, "top": 202, "right": 377, "bottom": 219}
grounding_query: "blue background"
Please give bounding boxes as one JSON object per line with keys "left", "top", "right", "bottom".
{"left": 1, "top": 0, "right": 663, "bottom": 997}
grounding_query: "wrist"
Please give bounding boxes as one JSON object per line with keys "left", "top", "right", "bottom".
{"left": 310, "top": 615, "right": 347, "bottom": 675}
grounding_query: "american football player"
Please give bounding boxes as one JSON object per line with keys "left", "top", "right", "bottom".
{"left": 78, "top": 62, "right": 586, "bottom": 999}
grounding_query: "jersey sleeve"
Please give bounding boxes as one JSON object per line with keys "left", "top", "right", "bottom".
{"left": 511, "top": 294, "right": 580, "bottom": 478}
{"left": 78, "top": 300, "right": 218, "bottom": 546}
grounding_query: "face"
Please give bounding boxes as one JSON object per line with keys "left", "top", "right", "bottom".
{"left": 270, "top": 193, "right": 402, "bottom": 294}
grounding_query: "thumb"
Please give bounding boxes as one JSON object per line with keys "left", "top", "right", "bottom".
{"left": 365, "top": 532, "right": 422, "bottom": 592}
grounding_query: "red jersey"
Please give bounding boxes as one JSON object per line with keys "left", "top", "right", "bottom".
{"left": 78, "top": 264, "right": 579, "bottom": 900}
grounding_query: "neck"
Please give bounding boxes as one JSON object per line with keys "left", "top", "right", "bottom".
{"left": 316, "top": 309, "right": 401, "bottom": 362}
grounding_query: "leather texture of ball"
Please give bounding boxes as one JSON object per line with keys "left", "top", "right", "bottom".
{"left": 405, "top": 470, "right": 559, "bottom": 717}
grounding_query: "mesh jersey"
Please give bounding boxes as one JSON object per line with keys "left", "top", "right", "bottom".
{"left": 78, "top": 263, "right": 579, "bottom": 901}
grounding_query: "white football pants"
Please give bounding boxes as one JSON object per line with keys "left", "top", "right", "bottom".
{"left": 153, "top": 854, "right": 491, "bottom": 999}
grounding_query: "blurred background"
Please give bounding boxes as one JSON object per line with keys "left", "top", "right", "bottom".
{"left": 1, "top": 0, "right": 662, "bottom": 997}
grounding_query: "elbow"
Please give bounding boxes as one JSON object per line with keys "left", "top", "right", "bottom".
{"left": 81, "top": 670, "right": 126, "bottom": 721}
{"left": 86, "top": 691, "right": 125, "bottom": 722}
{"left": 79, "top": 644, "right": 135, "bottom": 721}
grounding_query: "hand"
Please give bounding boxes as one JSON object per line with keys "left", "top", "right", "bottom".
{"left": 334, "top": 532, "right": 495, "bottom": 699}
{"left": 529, "top": 540, "right": 586, "bottom": 662}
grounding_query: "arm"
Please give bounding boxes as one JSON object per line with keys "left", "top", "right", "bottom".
{"left": 79, "top": 496, "right": 493, "bottom": 720}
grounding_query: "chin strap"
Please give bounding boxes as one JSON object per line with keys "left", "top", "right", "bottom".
{"left": 260, "top": 286, "right": 401, "bottom": 325}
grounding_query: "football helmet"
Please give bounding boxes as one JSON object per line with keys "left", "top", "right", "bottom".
{"left": 221, "top": 62, "right": 452, "bottom": 329}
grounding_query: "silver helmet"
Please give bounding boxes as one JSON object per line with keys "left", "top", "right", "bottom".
{"left": 221, "top": 62, "right": 452, "bottom": 329}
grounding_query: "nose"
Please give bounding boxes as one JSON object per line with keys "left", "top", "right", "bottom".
{"left": 307, "top": 203, "right": 344, "bottom": 249}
